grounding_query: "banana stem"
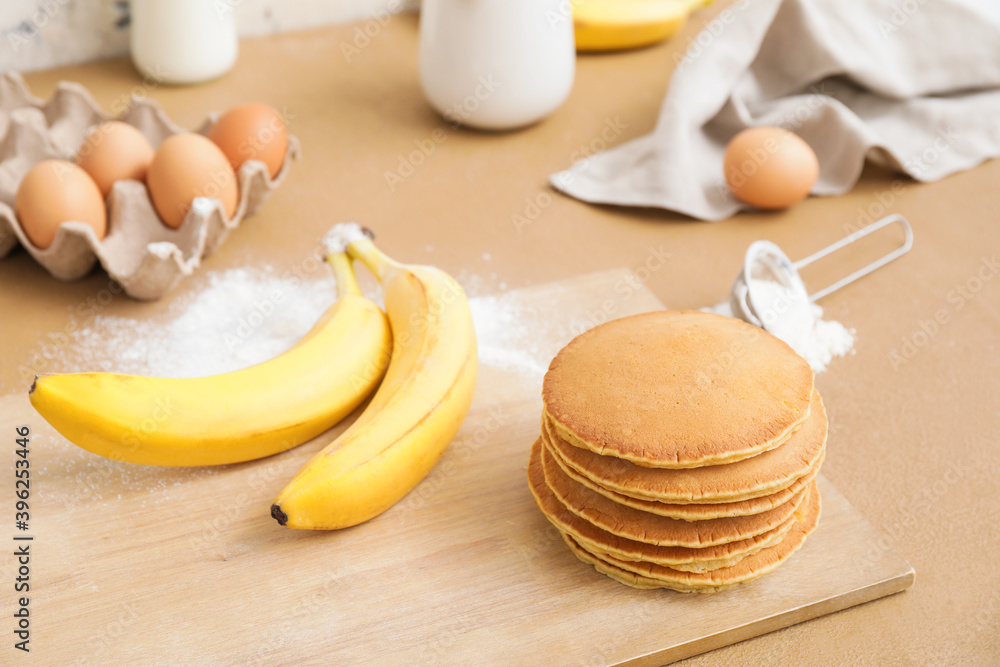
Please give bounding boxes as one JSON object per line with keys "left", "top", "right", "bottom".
{"left": 326, "top": 252, "right": 362, "bottom": 299}
{"left": 347, "top": 237, "right": 399, "bottom": 281}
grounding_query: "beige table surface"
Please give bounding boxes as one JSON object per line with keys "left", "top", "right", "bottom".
{"left": 2, "top": 5, "right": 998, "bottom": 666}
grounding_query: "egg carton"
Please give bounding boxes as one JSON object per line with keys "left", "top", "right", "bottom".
{"left": 0, "top": 71, "right": 300, "bottom": 300}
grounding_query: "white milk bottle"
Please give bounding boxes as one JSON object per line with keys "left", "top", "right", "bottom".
{"left": 419, "top": 0, "right": 576, "bottom": 130}
{"left": 130, "top": 0, "right": 239, "bottom": 84}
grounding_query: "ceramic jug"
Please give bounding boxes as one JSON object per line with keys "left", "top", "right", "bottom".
{"left": 419, "top": 0, "right": 576, "bottom": 130}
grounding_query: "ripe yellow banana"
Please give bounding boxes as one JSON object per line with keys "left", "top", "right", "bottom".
{"left": 271, "top": 225, "right": 478, "bottom": 530}
{"left": 28, "top": 252, "right": 392, "bottom": 466}
{"left": 573, "top": 0, "right": 713, "bottom": 52}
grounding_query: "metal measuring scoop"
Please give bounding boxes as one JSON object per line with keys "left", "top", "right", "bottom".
{"left": 730, "top": 214, "right": 913, "bottom": 328}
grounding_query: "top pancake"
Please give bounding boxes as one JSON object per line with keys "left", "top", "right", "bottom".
{"left": 542, "top": 311, "right": 814, "bottom": 468}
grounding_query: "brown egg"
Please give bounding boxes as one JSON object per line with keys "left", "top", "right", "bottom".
{"left": 147, "top": 133, "right": 238, "bottom": 229}
{"left": 207, "top": 103, "right": 288, "bottom": 178}
{"left": 76, "top": 121, "right": 155, "bottom": 198}
{"left": 723, "top": 127, "right": 819, "bottom": 210}
{"left": 15, "top": 159, "right": 107, "bottom": 249}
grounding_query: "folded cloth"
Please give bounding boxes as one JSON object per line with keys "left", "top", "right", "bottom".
{"left": 550, "top": 0, "right": 1000, "bottom": 220}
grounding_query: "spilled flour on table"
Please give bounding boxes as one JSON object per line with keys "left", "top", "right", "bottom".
{"left": 468, "top": 294, "right": 549, "bottom": 381}
{"left": 59, "top": 268, "right": 340, "bottom": 377}
{"left": 58, "top": 267, "right": 551, "bottom": 387}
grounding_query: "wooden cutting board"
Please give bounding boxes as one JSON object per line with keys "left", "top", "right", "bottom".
{"left": 0, "top": 269, "right": 913, "bottom": 665}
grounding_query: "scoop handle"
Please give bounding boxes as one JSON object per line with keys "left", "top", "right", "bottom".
{"left": 794, "top": 214, "right": 913, "bottom": 303}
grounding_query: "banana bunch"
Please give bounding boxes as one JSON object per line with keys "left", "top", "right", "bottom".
{"left": 30, "top": 223, "right": 478, "bottom": 530}
{"left": 573, "top": 0, "right": 713, "bottom": 52}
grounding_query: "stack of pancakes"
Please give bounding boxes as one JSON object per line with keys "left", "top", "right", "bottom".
{"left": 527, "top": 311, "right": 826, "bottom": 593}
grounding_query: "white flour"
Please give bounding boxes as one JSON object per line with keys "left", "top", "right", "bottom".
{"left": 57, "top": 268, "right": 339, "bottom": 377}
{"left": 59, "top": 267, "right": 545, "bottom": 382}
{"left": 322, "top": 222, "right": 368, "bottom": 253}
{"left": 468, "top": 293, "right": 549, "bottom": 380}
{"left": 707, "top": 278, "right": 855, "bottom": 373}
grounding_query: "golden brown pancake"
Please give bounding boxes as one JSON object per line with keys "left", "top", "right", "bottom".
{"left": 562, "top": 481, "right": 821, "bottom": 592}
{"left": 542, "top": 436, "right": 809, "bottom": 548}
{"left": 546, "top": 427, "right": 823, "bottom": 520}
{"left": 544, "top": 389, "right": 827, "bottom": 504}
{"left": 542, "top": 311, "right": 814, "bottom": 468}
{"left": 527, "top": 439, "right": 797, "bottom": 572}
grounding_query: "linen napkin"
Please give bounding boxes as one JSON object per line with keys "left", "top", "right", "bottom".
{"left": 550, "top": 0, "right": 1000, "bottom": 220}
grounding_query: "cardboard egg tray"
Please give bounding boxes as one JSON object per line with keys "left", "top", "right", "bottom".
{"left": 0, "top": 72, "right": 300, "bottom": 300}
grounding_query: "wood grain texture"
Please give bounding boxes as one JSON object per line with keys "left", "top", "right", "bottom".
{"left": 0, "top": 269, "right": 913, "bottom": 665}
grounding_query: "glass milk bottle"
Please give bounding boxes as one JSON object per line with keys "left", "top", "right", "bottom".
{"left": 419, "top": 0, "right": 576, "bottom": 131}
{"left": 130, "top": 0, "right": 239, "bottom": 84}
